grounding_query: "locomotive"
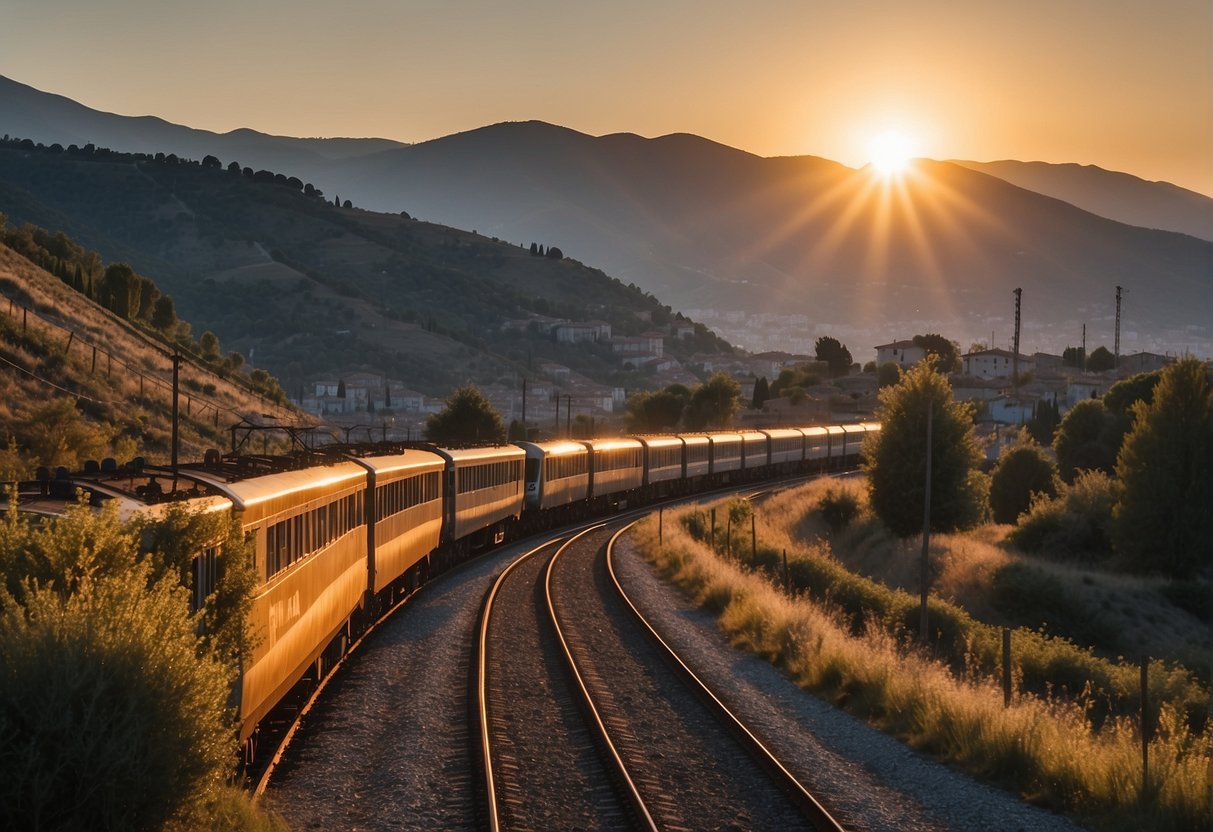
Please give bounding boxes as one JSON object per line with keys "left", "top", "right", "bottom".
{"left": 14, "top": 421, "right": 879, "bottom": 760}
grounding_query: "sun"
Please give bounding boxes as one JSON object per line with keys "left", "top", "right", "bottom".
{"left": 868, "top": 128, "right": 915, "bottom": 176}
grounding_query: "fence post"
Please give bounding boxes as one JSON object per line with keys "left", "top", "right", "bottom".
{"left": 139, "top": 374, "right": 144, "bottom": 401}
{"left": 726, "top": 515, "right": 732, "bottom": 558}
{"left": 1002, "top": 628, "right": 1012, "bottom": 707}
{"left": 22, "top": 307, "right": 27, "bottom": 332}
{"left": 63, "top": 331, "right": 73, "bottom": 354}
{"left": 1141, "top": 656, "right": 1150, "bottom": 800}
{"left": 751, "top": 513, "right": 756, "bottom": 560}
{"left": 107, "top": 353, "right": 111, "bottom": 377}
{"left": 91, "top": 346, "right": 97, "bottom": 374}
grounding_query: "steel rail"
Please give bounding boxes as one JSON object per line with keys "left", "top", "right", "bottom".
{"left": 545, "top": 526, "right": 660, "bottom": 832}
{"left": 605, "top": 522, "right": 848, "bottom": 832}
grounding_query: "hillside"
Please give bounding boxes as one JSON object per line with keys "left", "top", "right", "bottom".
{"left": 0, "top": 140, "right": 732, "bottom": 399}
{"left": 0, "top": 238, "right": 299, "bottom": 477}
{"left": 953, "top": 159, "right": 1213, "bottom": 243}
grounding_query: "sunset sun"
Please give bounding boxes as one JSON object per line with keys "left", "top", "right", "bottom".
{"left": 868, "top": 128, "right": 915, "bottom": 176}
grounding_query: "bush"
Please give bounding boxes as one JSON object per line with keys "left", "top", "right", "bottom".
{"left": 0, "top": 566, "right": 234, "bottom": 831}
{"left": 1008, "top": 470, "right": 1117, "bottom": 562}
{"left": 818, "top": 485, "right": 861, "bottom": 532}
{"left": 989, "top": 440, "right": 1057, "bottom": 524}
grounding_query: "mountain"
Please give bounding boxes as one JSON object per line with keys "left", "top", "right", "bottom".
{"left": 0, "top": 140, "right": 731, "bottom": 402}
{"left": 3, "top": 75, "right": 1210, "bottom": 358}
{"left": 953, "top": 160, "right": 1213, "bottom": 243}
{"left": 0, "top": 74, "right": 405, "bottom": 179}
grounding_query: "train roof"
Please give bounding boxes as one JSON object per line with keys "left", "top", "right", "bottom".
{"left": 175, "top": 461, "right": 367, "bottom": 509}
{"left": 580, "top": 436, "right": 644, "bottom": 452}
{"left": 434, "top": 445, "right": 527, "bottom": 465}
{"left": 352, "top": 448, "right": 446, "bottom": 476}
{"left": 514, "top": 440, "right": 589, "bottom": 456}
{"left": 635, "top": 435, "right": 683, "bottom": 449}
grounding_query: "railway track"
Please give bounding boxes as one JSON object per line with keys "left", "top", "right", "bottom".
{"left": 478, "top": 519, "right": 846, "bottom": 831}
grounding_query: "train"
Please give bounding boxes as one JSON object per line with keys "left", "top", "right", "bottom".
{"left": 14, "top": 421, "right": 879, "bottom": 762}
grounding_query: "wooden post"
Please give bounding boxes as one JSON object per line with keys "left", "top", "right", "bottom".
{"left": 1002, "top": 628, "right": 1012, "bottom": 707}
{"left": 90, "top": 346, "right": 97, "bottom": 374}
{"left": 139, "top": 374, "right": 144, "bottom": 400}
{"left": 63, "top": 331, "right": 73, "bottom": 354}
{"left": 22, "top": 307, "right": 27, "bottom": 332}
{"left": 751, "top": 513, "right": 756, "bottom": 560}
{"left": 726, "top": 514, "right": 732, "bottom": 558}
{"left": 1141, "top": 656, "right": 1150, "bottom": 799}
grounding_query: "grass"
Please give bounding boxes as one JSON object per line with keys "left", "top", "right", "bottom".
{"left": 637, "top": 487, "right": 1210, "bottom": 832}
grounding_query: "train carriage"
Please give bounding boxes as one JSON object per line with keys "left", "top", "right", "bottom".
{"left": 762, "top": 428, "right": 807, "bottom": 469}
{"left": 178, "top": 460, "right": 370, "bottom": 742}
{"left": 708, "top": 432, "right": 744, "bottom": 476}
{"left": 739, "top": 430, "right": 771, "bottom": 472}
{"left": 433, "top": 445, "right": 525, "bottom": 552}
{"left": 637, "top": 435, "right": 685, "bottom": 488}
{"left": 352, "top": 449, "right": 445, "bottom": 597}
{"left": 802, "top": 426, "right": 830, "bottom": 464}
{"left": 516, "top": 440, "right": 591, "bottom": 512}
{"left": 679, "top": 434, "right": 712, "bottom": 479}
{"left": 582, "top": 437, "right": 645, "bottom": 502}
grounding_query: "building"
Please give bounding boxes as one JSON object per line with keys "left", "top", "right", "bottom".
{"left": 554, "top": 320, "right": 612, "bottom": 343}
{"left": 962, "top": 348, "right": 1035, "bottom": 379}
{"left": 875, "top": 340, "right": 926, "bottom": 367}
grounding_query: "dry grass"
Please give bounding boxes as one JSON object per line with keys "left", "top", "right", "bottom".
{"left": 634, "top": 510, "right": 1211, "bottom": 831}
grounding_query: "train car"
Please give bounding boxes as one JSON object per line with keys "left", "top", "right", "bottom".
{"left": 351, "top": 449, "right": 445, "bottom": 601}
{"left": 432, "top": 445, "right": 525, "bottom": 555}
{"left": 739, "top": 430, "right": 771, "bottom": 472}
{"left": 708, "top": 432, "right": 744, "bottom": 477}
{"left": 582, "top": 437, "right": 645, "bottom": 504}
{"left": 802, "top": 426, "right": 830, "bottom": 465}
{"left": 679, "top": 434, "right": 712, "bottom": 480}
{"left": 825, "top": 425, "right": 848, "bottom": 467}
{"left": 174, "top": 458, "right": 370, "bottom": 744}
{"left": 841, "top": 423, "right": 869, "bottom": 462}
{"left": 637, "top": 435, "right": 685, "bottom": 492}
{"left": 762, "top": 428, "right": 806, "bottom": 470}
{"left": 516, "top": 440, "right": 590, "bottom": 512}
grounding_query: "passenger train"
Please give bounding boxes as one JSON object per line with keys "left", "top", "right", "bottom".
{"left": 14, "top": 421, "right": 879, "bottom": 762}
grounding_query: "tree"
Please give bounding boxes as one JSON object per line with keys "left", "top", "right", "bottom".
{"left": 198, "top": 331, "right": 221, "bottom": 362}
{"left": 426, "top": 386, "right": 506, "bottom": 444}
{"left": 815, "top": 336, "right": 853, "bottom": 378}
{"left": 1053, "top": 399, "right": 1117, "bottom": 482}
{"left": 751, "top": 376, "right": 770, "bottom": 409}
{"left": 877, "top": 361, "right": 900, "bottom": 388}
{"left": 989, "top": 439, "right": 1058, "bottom": 524}
{"left": 201, "top": 154, "right": 221, "bottom": 169}
{"left": 546, "top": 246, "right": 563, "bottom": 259}
{"left": 1025, "top": 397, "right": 1061, "bottom": 445}
{"left": 625, "top": 386, "right": 689, "bottom": 432}
{"left": 98, "top": 262, "right": 137, "bottom": 318}
{"left": 150, "top": 294, "right": 177, "bottom": 333}
{"left": 1113, "top": 359, "right": 1212, "bottom": 578}
{"left": 1086, "top": 345, "right": 1116, "bottom": 372}
{"left": 862, "top": 362, "right": 986, "bottom": 537}
{"left": 912, "top": 333, "right": 961, "bottom": 373}
{"left": 682, "top": 373, "right": 742, "bottom": 430}
{"left": 1062, "top": 346, "right": 1086, "bottom": 369}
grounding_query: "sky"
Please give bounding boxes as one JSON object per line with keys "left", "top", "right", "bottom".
{"left": 4, "top": 0, "right": 1211, "bottom": 195}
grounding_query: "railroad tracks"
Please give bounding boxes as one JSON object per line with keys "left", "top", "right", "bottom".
{"left": 477, "top": 520, "right": 846, "bottom": 831}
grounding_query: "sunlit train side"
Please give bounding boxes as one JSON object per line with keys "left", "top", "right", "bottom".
{"left": 583, "top": 437, "right": 645, "bottom": 508}
{"left": 431, "top": 445, "right": 526, "bottom": 563}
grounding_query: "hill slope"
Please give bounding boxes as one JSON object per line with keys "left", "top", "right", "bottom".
{"left": 0, "top": 141, "right": 731, "bottom": 399}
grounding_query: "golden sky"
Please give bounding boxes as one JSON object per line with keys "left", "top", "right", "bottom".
{"left": 4, "top": 0, "right": 1210, "bottom": 195}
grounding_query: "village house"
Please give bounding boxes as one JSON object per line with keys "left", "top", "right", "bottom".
{"left": 875, "top": 339, "right": 926, "bottom": 367}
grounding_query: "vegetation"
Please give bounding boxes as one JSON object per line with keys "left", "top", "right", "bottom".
{"left": 1053, "top": 399, "right": 1118, "bottom": 482}
{"left": 681, "top": 372, "right": 742, "bottom": 430}
{"left": 636, "top": 485, "right": 1210, "bottom": 831}
{"left": 625, "top": 384, "right": 690, "bottom": 432}
{"left": 814, "top": 336, "right": 852, "bottom": 378}
{"left": 1112, "top": 359, "right": 1211, "bottom": 578}
{"left": 912, "top": 333, "right": 961, "bottom": 372}
{"left": 1087, "top": 345, "right": 1116, "bottom": 372}
{"left": 1008, "top": 470, "right": 1117, "bottom": 563}
{"left": 862, "top": 362, "right": 986, "bottom": 536}
{"left": 425, "top": 385, "right": 506, "bottom": 444}
{"left": 988, "top": 438, "right": 1057, "bottom": 524}
{"left": 0, "top": 497, "right": 273, "bottom": 831}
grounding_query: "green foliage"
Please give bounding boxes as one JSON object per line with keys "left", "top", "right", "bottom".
{"left": 1008, "top": 470, "right": 1117, "bottom": 562}
{"left": 682, "top": 372, "right": 742, "bottom": 430}
{"left": 912, "top": 333, "right": 961, "bottom": 372}
{"left": 988, "top": 562, "right": 1120, "bottom": 649}
{"left": 1112, "top": 359, "right": 1212, "bottom": 578}
{"left": 770, "top": 363, "right": 822, "bottom": 398}
{"left": 750, "top": 376, "right": 770, "bottom": 409}
{"left": 862, "top": 363, "right": 987, "bottom": 537}
{"left": 425, "top": 385, "right": 506, "bottom": 444}
{"left": 11, "top": 400, "right": 119, "bottom": 471}
{"left": 818, "top": 484, "right": 861, "bottom": 532}
{"left": 1053, "top": 399, "right": 1118, "bottom": 482}
{"left": 1086, "top": 345, "right": 1116, "bottom": 372}
{"left": 151, "top": 294, "right": 178, "bottom": 333}
{"left": 876, "top": 361, "right": 900, "bottom": 388}
{"left": 814, "top": 336, "right": 852, "bottom": 378}
{"left": 1103, "top": 370, "right": 1162, "bottom": 415}
{"left": 625, "top": 385, "right": 689, "bottom": 432}
{"left": 989, "top": 439, "right": 1057, "bottom": 524}
{"left": 1062, "top": 346, "right": 1085, "bottom": 368}
{"left": 1026, "top": 397, "right": 1061, "bottom": 445}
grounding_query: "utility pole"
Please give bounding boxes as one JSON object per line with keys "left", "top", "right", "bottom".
{"left": 1114, "top": 285, "right": 1123, "bottom": 371}
{"left": 920, "top": 401, "right": 933, "bottom": 643}
{"left": 1012, "top": 287, "right": 1022, "bottom": 392}
{"left": 171, "top": 351, "right": 182, "bottom": 474}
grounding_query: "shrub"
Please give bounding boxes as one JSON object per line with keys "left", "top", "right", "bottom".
{"left": 1008, "top": 470, "right": 1117, "bottom": 562}
{"left": 989, "top": 440, "right": 1057, "bottom": 524}
{"left": 818, "top": 484, "right": 861, "bottom": 532}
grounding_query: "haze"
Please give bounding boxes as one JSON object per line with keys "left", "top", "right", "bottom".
{"left": 3, "top": 0, "right": 1211, "bottom": 196}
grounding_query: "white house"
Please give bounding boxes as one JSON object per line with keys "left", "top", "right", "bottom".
{"left": 962, "top": 348, "right": 1035, "bottom": 379}
{"left": 554, "top": 320, "right": 612, "bottom": 343}
{"left": 875, "top": 340, "right": 926, "bottom": 367}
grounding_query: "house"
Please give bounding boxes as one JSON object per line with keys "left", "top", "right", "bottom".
{"left": 962, "top": 348, "right": 1035, "bottom": 379}
{"left": 875, "top": 340, "right": 926, "bottom": 367}
{"left": 554, "top": 320, "right": 612, "bottom": 343}
{"left": 1118, "top": 352, "right": 1174, "bottom": 375}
